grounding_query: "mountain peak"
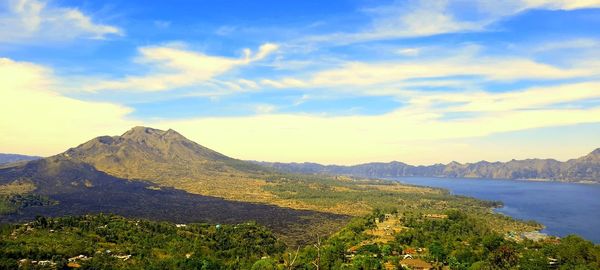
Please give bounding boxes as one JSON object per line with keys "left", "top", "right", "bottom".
{"left": 123, "top": 126, "right": 170, "bottom": 136}
{"left": 577, "top": 148, "right": 600, "bottom": 163}
{"left": 61, "top": 126, "right": 255, "bottom": 182}
{"left": 590, "top": 148, "right": 600, "bottom": 156}
{"left": 120, "top": 126, "right": 187, "bottom": 142}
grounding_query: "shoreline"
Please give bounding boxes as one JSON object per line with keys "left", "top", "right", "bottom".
{"left": 390, "top": 176, "right": 600, "bottom": 244}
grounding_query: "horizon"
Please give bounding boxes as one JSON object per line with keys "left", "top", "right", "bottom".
{"left": 2, "top": 0, "right": 600, "bottom": 165}
{"left": 2, "top": 125, "right": 598, "bottom": 167}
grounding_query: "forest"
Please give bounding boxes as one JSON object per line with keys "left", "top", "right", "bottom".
{"left": 1, "top": 210, "right": 598, "bottom": 269}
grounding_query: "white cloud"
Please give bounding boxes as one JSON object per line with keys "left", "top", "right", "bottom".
{"left": 237, "top": 79, "right": 260, "bottom": 90}
{"left": 153, "top": 82, "right": 600, "bottom": 164}
{"left": 2, "top": 56, "right": 599, "bottom": 164}
{"left": 367, "top": 1, "right": 481, "bottom": 37}
{"left": 0, "top": 0, "right": 123, "bottom": 43}
{"left": 87, "top": 43, "right": 279, "bottom": 92}
{"left": 533, "top": 38, "right": 600, "bottom": 52}
{"left": 254, "top": 104, "right": 277, "bottom": 114}
{"left": 261, "top": 55, "right": 596, "bottom": 92}
{"left": 517, "top": 0, "right": 600, "bottom": 10}
{"left": 396, "top": 48, "right": 421, "bottom": 56}
{"left": 0, "top": 58, "right": 137, "bottom": 156}
{"left": 302, "top": 0, "right": 600, "bottom": 45}
{"left": 260, "top": 78, "right": 307, "bottom": 89}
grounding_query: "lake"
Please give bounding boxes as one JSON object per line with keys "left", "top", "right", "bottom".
{"left": 391, "top": 177, "right": 600, "bottom": 243}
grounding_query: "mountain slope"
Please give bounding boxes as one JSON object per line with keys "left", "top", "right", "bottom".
{"left": 65, "top": 126, "right": 268, "bottom": 179}
{"left": 0, "top": 152, "right": 346, "bottom": 246}
{"left": 0, "top": 153, "right": 41, "bottom": 165}
{"left": 62, "top": 126, "right": 274, "bottom": 202}
{"left": 0, "top": 126, "right": 540, "bottom": 241}
{"left": 256, "top": 148, "right": 600, "bottom": 183}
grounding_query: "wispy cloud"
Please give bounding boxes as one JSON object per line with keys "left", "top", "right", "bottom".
{"left": 154, "top": 81, "right": 600, "bottom": 164}
{"left": 299, "top": 0, "right": 600, "bottom": 45}
{"left": 86, "top": 43, "right": 279, "bottom": 93}
{"left": 0, "top": 0, "right": 123, "bottom": 43}
{"left": 260, "top": 54, "right": 597, "bottom": 93}
{"left": 533, "top": 38, "right": 600, "bottom": 52}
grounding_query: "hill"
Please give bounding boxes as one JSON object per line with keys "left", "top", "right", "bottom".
{"left": 0, "top": 153, "right": 41, "bottom": 165}
{"left": 256, "top": 148, "right": 600, "bottom": 183}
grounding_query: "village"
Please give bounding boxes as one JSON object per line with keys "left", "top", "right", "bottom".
{"left": 341, "top": 211, "right": 558, "bottom": 270}
{"left": 343, "top": 213, "right": 447, "bottom": 270}
{"left": 8, "top": 212, "right": 569, "bottom": 269}
{"left": 12, "top": 221, "right": 135, "bottom": 269}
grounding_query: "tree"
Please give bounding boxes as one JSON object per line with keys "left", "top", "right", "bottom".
{"left": 488, "top": 244, "right": 518, "bottom": 269}
{"left": 352, "top": 255, "right": 381, "bottom": 270}
{"left": 381, "top": 245, "right": 392, "bottom": 256}
{"left": 251, "top": 258, "right": 277, "bottom": 270}
{"left": 311, "top": 234, "right": 322, "bottom": 270}
{"left": 428, "top": 241, "right": 446, "bottom": 262}
{"left": 519, "top": 250, "right": 549, "bottom": 270}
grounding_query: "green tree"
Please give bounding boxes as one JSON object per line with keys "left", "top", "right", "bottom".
{"left": 251, "top": 258, "right": 277, "bottom": 270}
{"left": 519, "top": 249, "right": 549, "bottom": 270}
{"left": 428, "top": 241, "right": 446, "bottom": 262}
{"left": 352, "top": 255, "right": 381, "bottom": 270}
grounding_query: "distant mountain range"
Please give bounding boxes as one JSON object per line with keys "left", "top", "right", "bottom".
{"left": 255, "top": 149, "right": 600, "bottom": 184}
{"left": 0, "top": 153, "right": 41, "bottom": 165}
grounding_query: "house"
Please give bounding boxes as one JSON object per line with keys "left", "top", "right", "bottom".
{"left": 68, "top": 255, "right": 90, "bottom": 262}
{"left": 346, "top": 245, "right": 360, "bottom": 254}
{"left": 423, "top": 214, "right": 448, "bottom": 219}
{"left": 400, "top": 258, "right": 433, "bottom": 270}
{"left": 37, "top": 260, "right": 56, "bottom": 267}
{"left": 113, "top": 254, "right": 132, "bottom": 261}
{"left": 67, "top": 262, "right": 81, "bottom": 268}
{"left": 383, "top": 261, "right": 396, "bottom": 270}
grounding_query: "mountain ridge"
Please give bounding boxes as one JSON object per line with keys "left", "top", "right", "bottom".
{"left": 0, "top": 153, "right": 42, "bottom": 166}
{"left": 255, "top": 148, "right": 600, "bottom": 183}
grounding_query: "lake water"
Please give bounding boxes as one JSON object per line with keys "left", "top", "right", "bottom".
{"left": 391, "top": 177, "right": 600, "bottom": 243}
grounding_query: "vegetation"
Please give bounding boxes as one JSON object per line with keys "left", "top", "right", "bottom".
{"left": 290, "top": 210, "right": 600, "bottom": 269}
{"left": 0, "top": 214, "right": 285, "bottom": 269}
{"left": 0, "top": 194, "right": 55, "bottom": 214}
{"left": 1, "top": 127, "right": 595, "bottom": 269}
{"left": 0, "top": 181, "right": 54, "bottom": 214}
{"left": 2, "top": 212, "right": 597, "bottom": 269}
{"left": 263, "top": 174, "right": 535, "bottom": 234}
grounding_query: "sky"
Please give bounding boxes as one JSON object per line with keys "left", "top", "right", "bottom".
{"left": 1, "top": 0, "right": 600, "bottom": 165}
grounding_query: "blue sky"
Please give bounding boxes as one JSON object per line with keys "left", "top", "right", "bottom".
{"left": 1, "top": 0, "right": 600, "bottom": 164}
